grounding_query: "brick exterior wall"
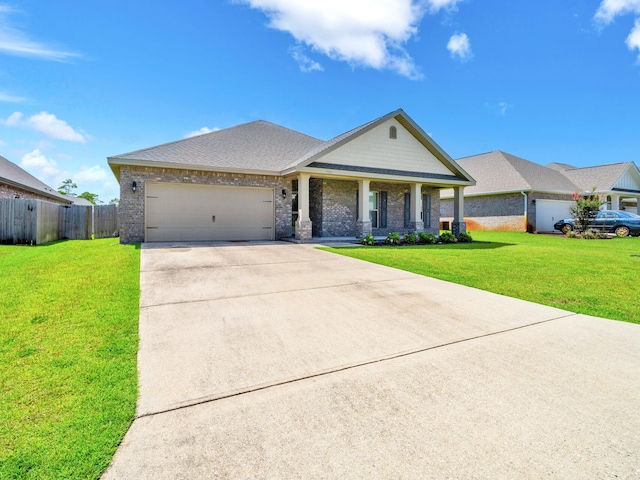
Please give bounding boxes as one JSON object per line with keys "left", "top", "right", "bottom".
{"left": 310, "top": 179, "right": 440, "bottom": 237}
{"left": 315, "top": 179, "right": 358, "bottom": 237}
{"left": 440, "top": 192, "right": 575, "bottom": 232}
{"left": 441, "top": 193, "right": 525, "bottom": 231}
{"left": 118, "top": 166, "right": 291, "bottom": 243}
{"left": 0, "top": 182, "right": 68, "bottom": 204}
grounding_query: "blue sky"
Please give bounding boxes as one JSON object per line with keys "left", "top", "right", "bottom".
{"left": 1, "top": 0, "right": 639, "bottom": 202}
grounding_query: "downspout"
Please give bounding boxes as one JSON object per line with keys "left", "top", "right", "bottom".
{"left": 520, "top": 191, "right": 528, "bottom": 232}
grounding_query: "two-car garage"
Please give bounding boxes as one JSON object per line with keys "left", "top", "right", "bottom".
{"left": 145, "top": 183, "right": 275, "bottom": 242}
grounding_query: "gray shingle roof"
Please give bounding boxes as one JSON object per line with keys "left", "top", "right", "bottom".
{"left": 110, "top": 120, "right": 323, "bottom": 174}
{"left": 0, "top": 154, "right": 71, "bottom": 202}
{"left": 108, "top": 110, "right": 475, "bottom": 185}
{"left": 545, "top": 162, "right": 576, "bottom": 171}
{"left": 452, "top": 151, "right": 578, "bottom": 195}
{"left": 559, "top": 162, "right": 632, "bottom": 192}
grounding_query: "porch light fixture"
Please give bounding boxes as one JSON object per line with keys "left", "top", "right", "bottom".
{"left": 132, "top": 181, "right": 137, "bottom": 192}
{"left": 282, "top": 189, "right": 286, "bottom": 199}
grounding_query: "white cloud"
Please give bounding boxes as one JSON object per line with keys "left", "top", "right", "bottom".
{"left": 0, "top": 91, "right": 25, "bottom": 103}
{"left": 594, "top": 0, "right": 640, "bottom": 24}
{"left": 184, "top": 126, "right": 220, "bottom": 138}
{"left": 627, "top": 18, "right": 640, "bottom": 60}
{"left": 2, "top": 111, "right": 87, "bottom": 142}
{"left": 289, "top": 44, "right": 323, "bottom": 72}
{"left": 594, "top": 0, "right": 640, "bottom": 60}
{"left": 0, "top": 5, "right": 80, "bottom": 61}
{"left": 483, "top": 101, "right": 512, "bottom": 116}
{"left": 498, "top": 102, "right": 512, "bottom": 115}
{"left": 18, "top": 148, "right": 116, "bottom": 201}
{"left": 239, "top": 0, "right": 464, "bottom": 79}
{"left": 425, "top": 0, "right": 462, "bottom": 13}
{"left": 447, "top": 32, "right": 472, "bottom": 61}
{"left": 75, "top": 165, "right": 108, "bottom": 183}
{"left": 20, "top": 149, "right": 61, "bottom": 181}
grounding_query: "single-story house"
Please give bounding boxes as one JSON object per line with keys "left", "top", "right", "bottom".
{"left": 107, "top": 109, "right": 475, "bottom": 243}
{"left": 440, "top": 151, "right": 640, "bottom": 232}
{"left": 0, "top": 154, "right": 78, "bottom": 204}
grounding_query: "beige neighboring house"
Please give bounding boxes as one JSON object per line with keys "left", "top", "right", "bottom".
{"left": 108, "top": 109, "right": 475, "bottom": 243}
{"left": 0, "top": 154, "right": 79, "bottom": 204}
{"left": 440, "top": 151, "right": 640, "bottom": 232}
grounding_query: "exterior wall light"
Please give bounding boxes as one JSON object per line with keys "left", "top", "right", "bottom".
{"left": 282, "top": 189, "right": 286, "bottom": 199}
{"left": 132, "top": 181, "right": 137, "bottom": 192}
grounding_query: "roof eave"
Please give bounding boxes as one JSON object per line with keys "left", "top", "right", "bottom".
{"left": 0, "top": 177, "right": 72, "bottom": 203}
{"left": 394, "top": 112, "right": 475, "bottom": 184}
{"left": 439, "top": 188, "right": 579, "bottom": 199}
{"left": 295, "top": 166, "right": 474, "bottom": 186}
{"left": 107, "top": 158, "right": 281, "bottom": 181}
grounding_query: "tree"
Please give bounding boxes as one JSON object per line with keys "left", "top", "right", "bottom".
{"left": 109, "top": 198, "right": 119, "bottom": 206}
{"left": 77, "top": 191, "right": 102, "bottom": 205}
{"left": 570, "top": 188, "right": 604, "bottom": 233}
{"left": 58, "top": 179, "right": 77, "bottom": 196}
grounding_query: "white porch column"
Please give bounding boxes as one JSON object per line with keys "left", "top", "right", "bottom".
{"left": 356, "top": 179, "right": 372, "bottom": 238}
{"left": 295, "top": 173, "right": 312, "bottom": 242}
{"left": 610, "top": 194, "right": 620, "bottom": 210}
{"left": 452, "top": 186, "right": 466, "bottom": 235}
{"left": 409, "top": 183, "right": 424, "bottom": 231}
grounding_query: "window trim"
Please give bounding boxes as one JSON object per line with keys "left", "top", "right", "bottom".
{"left": 369, "top": 191, "right": 379, "bottom": 228}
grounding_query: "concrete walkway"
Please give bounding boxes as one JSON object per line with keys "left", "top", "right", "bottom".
{"left": 103, "top": 241, "right": 640, "bottom": 479}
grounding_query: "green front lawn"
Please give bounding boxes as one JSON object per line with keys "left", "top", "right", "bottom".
{"left": 326, "top": 231, "right": 640, "bottom": 324}
{"left": 0, "top": 239, "right": 140, "bottom": 479}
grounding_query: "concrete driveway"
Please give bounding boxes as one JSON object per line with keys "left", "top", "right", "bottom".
{"left": 103, "top": 241, "right": 640, "bottom": 479}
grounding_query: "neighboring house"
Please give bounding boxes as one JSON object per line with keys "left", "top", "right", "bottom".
{"left": 440, "top": 151, "right": 640, "bottom": 232}
{"left": 107, "top": 109, "right": 475, "bottom": 243}
{"left": 70, "top": 196, "right": 96, "bottom": 206}
{"left": 0, "top": 154, "right": 75, "bottom": 204}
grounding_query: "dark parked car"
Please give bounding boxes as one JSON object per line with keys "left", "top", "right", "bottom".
{"left": 554, "top": 210, "right": 640, "bottom": 237}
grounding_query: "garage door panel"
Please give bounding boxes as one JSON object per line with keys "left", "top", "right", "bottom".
{"left": 146, "top": 183, "right": 274, "bottom": 242}
{"left": 535, "top": 200, "right": 573, "bottom": 232}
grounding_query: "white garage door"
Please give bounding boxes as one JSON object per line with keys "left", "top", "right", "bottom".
{"left": 535, "top": 199, "right": 573, "bottom": 232}
{"left": 145, "top": 183, "right": 274, "bottom": 242}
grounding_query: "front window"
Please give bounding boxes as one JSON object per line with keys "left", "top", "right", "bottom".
{"left": 369, "top": 191, "right": 379, "bottom": 228}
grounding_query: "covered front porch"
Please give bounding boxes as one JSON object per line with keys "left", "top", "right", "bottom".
{"left": 291, "top": 173, "right": 468, "bottom": 243}
{"left": 605, "top": 192, "right": 640, "bottom": 214}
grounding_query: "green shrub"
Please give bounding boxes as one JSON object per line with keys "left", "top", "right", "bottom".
{"left": 419, "top": 232, "right": 437, "bottom": 244}
{"left": 360, "top": 233, "right": 375, "bottom": 246}
{"left": 567, "top": 230, "right": 578, "bottom": 238}
{"left": 457, "top": 232, "right": 473, "bottom": 243}
{"left": 385, "top": 232, "right": 402, "bottom": 245}
{"left": 438, "top": 231, "right": 458, "bottom": 244}
{"left": 582, "top": 228, "right": 608, "bottom": 240}
{"left": 404, "top": 232, "right": 418, "bottom": 244}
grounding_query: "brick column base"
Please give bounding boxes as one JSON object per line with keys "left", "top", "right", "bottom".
{"left": 452, "top": 221, "right": 466, "bottom": 235}
{"left": 355, "top": 220, "right": 372, "bottom": 238}
{"left": 295, "top": 219, "right": 313, "bottom": 242}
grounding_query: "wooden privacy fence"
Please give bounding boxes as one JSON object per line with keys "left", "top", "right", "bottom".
{"left": 0, "top": 199, "right": 119, "bottom": 245}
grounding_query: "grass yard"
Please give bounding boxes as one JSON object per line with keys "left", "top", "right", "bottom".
{"left": 326, "top": 231, "right": 640, "bottom": 324}
{"left": 0, "top": 239, "right": 140, "bottom": 479}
